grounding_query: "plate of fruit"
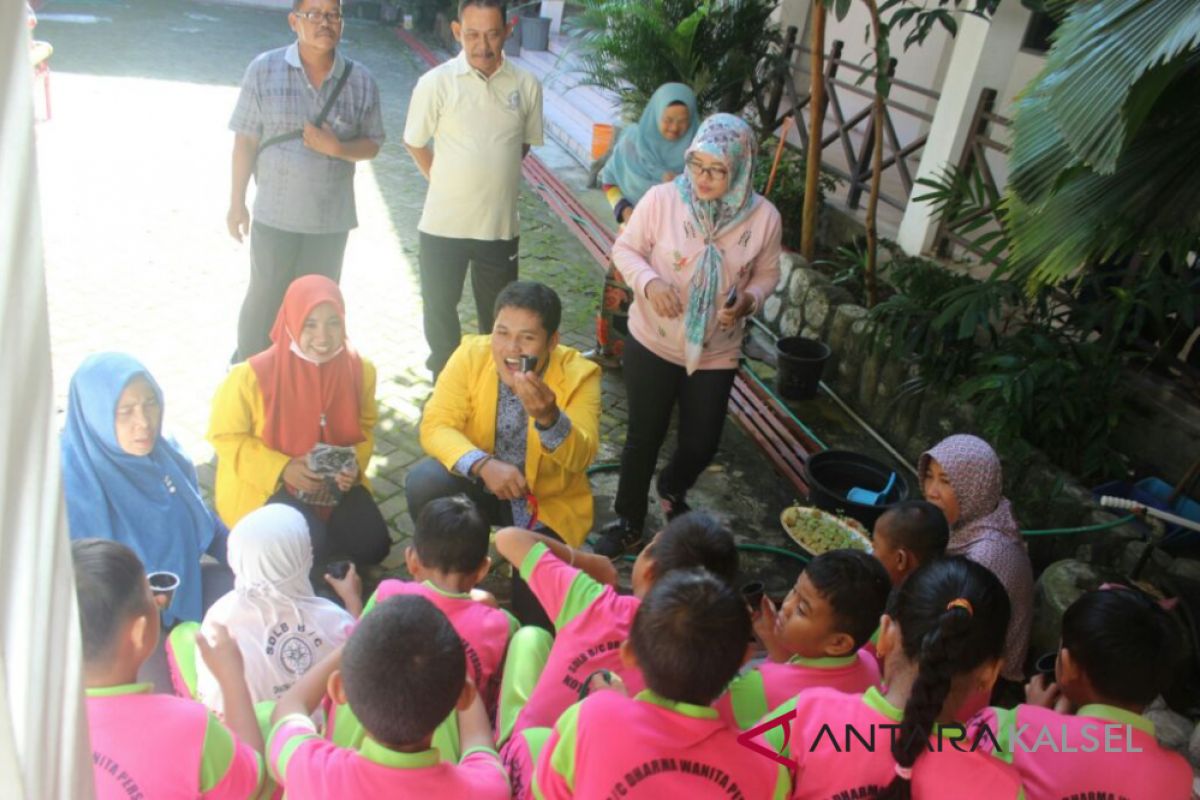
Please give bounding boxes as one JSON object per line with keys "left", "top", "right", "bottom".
{"left": 780, "top": 506, "right": 872, "bottom": 556}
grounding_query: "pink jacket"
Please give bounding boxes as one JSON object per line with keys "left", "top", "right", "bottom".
{"left": 612, "top": 183, "right": 782, "bottom": 371}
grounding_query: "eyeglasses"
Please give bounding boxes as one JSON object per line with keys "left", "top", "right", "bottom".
{"left": 294, "top": 10, "right": 344, "bottom": 23}
{"left": 686, "top": 158, "right": 730, "bottom": 181}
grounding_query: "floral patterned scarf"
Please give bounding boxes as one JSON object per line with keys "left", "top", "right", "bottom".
{"left": 674, "top": 113, "right": 759, "bottom": 374}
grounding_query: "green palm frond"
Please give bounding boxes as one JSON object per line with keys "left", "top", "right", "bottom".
{"left": 1010, "top": 0, "right": 1200, "bottom": 195}
{"left": 1002, "top": 0, "right": 1200, "bottom": 288}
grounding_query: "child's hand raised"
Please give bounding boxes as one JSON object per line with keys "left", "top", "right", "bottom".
{"left": 1025, "top": 674, "right": 1073, "bottom": 714}
{"left": 196, "top": 623, "right": 246, "bottom": 684}
{"left": 754, "top": 595, "right": 790, "bottom": 663}
{"left": 470, "top": 588, "right": 500, "bottom": 609}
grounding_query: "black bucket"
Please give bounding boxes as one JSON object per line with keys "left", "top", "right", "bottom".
{"left": 775, "top": 336, "right": 830, "bottom": 400}
{"left": 804, "top": 449, "right": 909, "bottom": 530}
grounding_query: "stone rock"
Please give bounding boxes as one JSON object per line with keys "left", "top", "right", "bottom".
{"left": 763, "top": 293, "right": 783, "bottom": 324}
{"left": 827, "top": 304, "right": 869, "bottom": 353}
{"left": 1144, "top": 702, "right": 1193, "bottom": 753}
{"left": 1030, "top": 559, "right": 1108, "bottom": 661}
{"left": 1168, "top": 557, "right": 1200, "bottom": 586}
{"left": 779, "top": 306, "right": 803, "bottom": 338}
{"left": 1189, "top": 722, "right": 1200, "bottom": 769}
{"left": 788, "top": 267, "right": 830, "bottom": 305}
{"left": 1118, "top": 540, "right": 1173, "bottom": 583}
{"left": 787, "top": 263, "right": 807, "bottom": 299}
{"left": 803, "top": 285, "right": 855, "bottom": 338}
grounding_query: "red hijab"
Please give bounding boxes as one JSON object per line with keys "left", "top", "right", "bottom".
{"left": 249, "top": 276, "right": 364, "bottom": 457}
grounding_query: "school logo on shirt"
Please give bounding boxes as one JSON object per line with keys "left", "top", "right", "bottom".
{"left": 266, "top": 622, "right": 324, "bottom": 676}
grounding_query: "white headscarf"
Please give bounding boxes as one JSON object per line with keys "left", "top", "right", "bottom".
{"left": 196, "top": 505, "right": 353, "bottom": 714}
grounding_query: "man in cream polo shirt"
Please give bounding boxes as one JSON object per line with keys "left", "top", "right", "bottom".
{"left": 404, "top": 0, "right": 544, "bottom": 379}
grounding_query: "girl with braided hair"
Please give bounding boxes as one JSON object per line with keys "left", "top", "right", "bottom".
{"left": 756, "top": 557, "right": 1022, "bottom": 799}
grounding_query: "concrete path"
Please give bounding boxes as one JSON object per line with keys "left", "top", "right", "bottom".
{"left": 35, "top": 0, "right": 808, "bottom": 599}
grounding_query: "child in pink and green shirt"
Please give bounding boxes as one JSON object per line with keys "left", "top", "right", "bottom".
{"left": 534, "top": 569, "right": 791, "bottom": 799}
{"left": 73, "top": 539, "right": 264, "bottom": 800}
{"left": 753, "top": 557, "right": 1023, "bottom": 799}
{"left": 968, "top": 587, "right": 1192, "bottom": 800}
{"left": 267, "top": 595, "right": 510, "bottom": 799}
{"left": 492, "top": 511, "right": 740, "bottom": 748}
{"left": 368, "top": 495, "right": 519, "bottom": 717}
{"left": 715, "top": 549, "right": 890, "bottom": 730}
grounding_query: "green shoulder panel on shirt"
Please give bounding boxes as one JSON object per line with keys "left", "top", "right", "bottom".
{"left": 548, "top": 701, "right": 583, "bottom": 792}
{"left": 988, "top": 706, "right": 1017, "bottom": 765}
{"left": 268, "top": 714, "right": 318, "bottom": 783}
{"left": 199, "top": 710, "right": 263, "bottom": 794}
{"left": 519, "top": 542, "right": 605, "bottom": 630}
{"left": 772, "top": 763, "right": 792, "bottom": 800}
{"left": 762, "top": 696, "right": 799, "bottom": 758}
{"left": 726, "top": 670, "right": 769, "bottom": 731}
{"left": 361, "top": 590, "right": 379, "bottom": 617}
{"left": 504, "top": 609, "right": 521, "bottom": 638}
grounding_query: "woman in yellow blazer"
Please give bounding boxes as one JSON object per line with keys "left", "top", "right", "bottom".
{"left": 207, "top": 275, "right": 390, "bottom": 575}
{"left": 408, "top": 281, "right": 601, "bottom": 627}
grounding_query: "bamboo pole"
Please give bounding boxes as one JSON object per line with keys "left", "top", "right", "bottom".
{"left": 862, "top": 0, "right": 885, "bottom": 309}
{"left": 764, "top": 115, "right": 795, "bottom": 198}
{"left": 800, "top": 1, "right": 826, "bottom": 261}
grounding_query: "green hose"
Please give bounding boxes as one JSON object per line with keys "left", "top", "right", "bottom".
{"left": 587, "top": 462, "right": 621, "bottom": 475}
{"left": 1020, "top": 514, "right": 1137, "bottom": 537}
{"left": 618, "top": 542, "right": 810, "bottom": 564}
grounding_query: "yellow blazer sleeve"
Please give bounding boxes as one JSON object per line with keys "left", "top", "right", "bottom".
{"left": 356, "top": 358, "right": 377, "bottom": 479}
{"left": 540, "top": 363, "right": 601, "bottom": 475}
{"left": 207, "top": 364, "right": 291, "bottom": 498}
{"left": 419, "top": 344, "right": 485, "bottom": 470}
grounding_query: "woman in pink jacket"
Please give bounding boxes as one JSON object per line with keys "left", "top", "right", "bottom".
{"left": 594, "top": 113, "right": 782, "bottom": 556}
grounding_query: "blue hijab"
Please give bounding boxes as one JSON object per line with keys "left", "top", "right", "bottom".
{"left": 600, "top": 82, "right": 699, "bottom": 204}
{"left": 61, "top": 353, "right": 217, "bottom": 624}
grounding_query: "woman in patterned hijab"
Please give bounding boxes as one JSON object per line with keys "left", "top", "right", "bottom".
{"left": 920, "top": 434, "right": 1034, "bottom": 684}
{"left": 595, "top": 113, "right": 783, "bottom": 556}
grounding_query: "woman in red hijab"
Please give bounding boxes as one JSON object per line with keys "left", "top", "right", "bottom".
{"left": 208, "top": 275, "right": 389, "bottom": 574}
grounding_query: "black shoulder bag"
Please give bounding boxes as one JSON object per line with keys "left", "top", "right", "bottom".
{"left": 254, "top": 61, "right": 354, "bottom": 172}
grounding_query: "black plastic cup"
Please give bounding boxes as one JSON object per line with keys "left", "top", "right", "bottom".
{"left": 1035, "top": 651, "right": 1057, "bottom": 678}
{"left": 741, "top": 580, "right": 765, "bottom": 613}
{"left": 147, "top": 570, "right": 180, "bottom": 609}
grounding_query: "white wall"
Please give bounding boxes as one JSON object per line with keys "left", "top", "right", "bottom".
{"left": 1, "top": 2, "right": 93, "bottom": 798}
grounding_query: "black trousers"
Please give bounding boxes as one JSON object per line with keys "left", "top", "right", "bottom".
{"left": 405, "top": 457, "right": 557, "bottom": 632}
{"left": 418, "top": 232, "right": 519, "bottom": 377}
{"left": 614, "top": 335, "right": 738, "bottom": 530}
{"left": 236, "top": 221, "right": 349, "bottom": 361}
{"left": 268, "top": 484, "right": 390, "bottom": 575}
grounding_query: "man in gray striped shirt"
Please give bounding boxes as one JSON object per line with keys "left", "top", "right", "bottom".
{"left": 227, "top": 0, "right": 384, "bottom": 361}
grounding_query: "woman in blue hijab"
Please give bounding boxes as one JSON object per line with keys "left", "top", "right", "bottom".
{"left": 62, "top": 353, "right": 225, "bottom": 624}
{"left": 589, "top": 83, "right": 700, "bottom": 366}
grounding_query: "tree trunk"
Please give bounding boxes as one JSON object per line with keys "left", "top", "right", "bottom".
{"left": 862, "top": 0, "right": 886, "bottom": 309}
{"left": 800, "top": 2, "right": 827, "bottom": 262}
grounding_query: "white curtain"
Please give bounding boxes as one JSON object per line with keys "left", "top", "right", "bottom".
{"left": 0, "top": 0, "right": 94, "bottom": 796}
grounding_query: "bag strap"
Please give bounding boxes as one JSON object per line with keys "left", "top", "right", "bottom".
{"left": 256, "top": 60, "right": 355, "bottom": 156}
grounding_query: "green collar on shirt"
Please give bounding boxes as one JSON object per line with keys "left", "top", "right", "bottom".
{"left": 861, "top": 686, "right": 903, "bottom": 722}
{"left": 788, "top": 653, "right": 858, "bottom": 669}
{"left": 85, "top": 682, "right": 154, "bottom": 698}
{"left": 422, "top": 579, "right": 471, "bottom": 599}
{"left": 1077, "top": 704, "right": 1155, "bottom": 737}
{"left": 636, "top": 689, "right": 718, "bottom": 720}
{"left": 359, "top": 739, "right": 441, "bottom": 769}
{"left": 861, "top": 687, "right": 967, "bottom": 738}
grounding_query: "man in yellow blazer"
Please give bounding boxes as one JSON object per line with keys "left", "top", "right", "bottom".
{"left": 408, "top": 281, "right": 601, "bottom": 629}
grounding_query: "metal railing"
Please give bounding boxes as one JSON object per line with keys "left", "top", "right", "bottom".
{"left": 932, "top": 87, "right": 1012, "bottom": 263}
{"left": 769, "top": 34, "right": 940, "bottom": 214}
